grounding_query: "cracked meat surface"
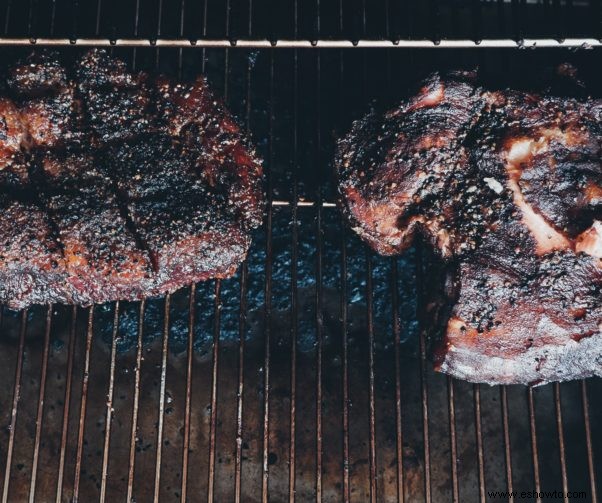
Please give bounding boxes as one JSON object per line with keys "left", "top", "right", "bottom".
{"left": 336, "top": 71, "right": 602, "bottom": 384}
{"left": 0, "top": 50, "right": 263, "bottom": 309}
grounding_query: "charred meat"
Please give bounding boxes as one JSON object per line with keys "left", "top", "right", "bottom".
{"left": 0, "top": 50, "right": 263, "bottom": 309}
{"left": 336, "top": 72, "right": 602, "bottom": 385}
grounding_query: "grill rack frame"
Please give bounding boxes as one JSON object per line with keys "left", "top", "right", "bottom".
{"left": 0, "top": 38, "right": 600, "bottom": 48}
{"left": 0, "top": 0, "right": 599, "bottom": 502}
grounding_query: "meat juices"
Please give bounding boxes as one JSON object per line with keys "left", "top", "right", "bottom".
{"left": 0, "top": 50, "right": 264, "bottom": 309}
{"left": 336, "top": 72, "right": 602, "bottom": 385}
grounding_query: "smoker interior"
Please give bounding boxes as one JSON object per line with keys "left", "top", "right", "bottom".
{"left": 0, "top": 1, "right": 601, "bottom": 502}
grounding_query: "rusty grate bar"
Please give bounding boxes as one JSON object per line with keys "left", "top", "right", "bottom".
{"left": 288, "top": 7, "right": 300, "bottom": 502}
{"left": 315, "top": 37, "right": 325, "bottom": 503}
{"left": 528, "top": 387, "right": 543, "bottom": 503}
{"left": 1, "top": 309, "right": 27, "bottom": 503}
{"left": 474, "top": 384, "right": 486, "bottom": 502}
{"left": 126, "top": 300, "right": 145, "bottom": 502}
{"left": 582, "top": 380, "right": 598, "bottom": 503}
{"left": 500, "top": 386, "right": 514, "bottom": 497}
{"left": 234, "top": 260, "right": 248, "bottom": 503}
{"left": 554, "top": 383, "right": 570, "bottom": 503}
{"left": 340, "top": 222, "right": 351, "bottom": 503}
{"left": 416, "top": 243, "right": 432, "bottom": 503}
{"left": 180, "top": 284, "right": 195, "bottom": 503}
{"left": 261, "top": 49, "right": 275, "bottom": 503}
{"left": 338, "top": 17, "right": 351, "bottom": 503}
{"left": 207, "top": 280, "right": 222, "bottom": 501}
{"left": 234, "top": 5, "right": 254, "bottom": 499}
{"left": 73, "top": 307, "right": 95, "bottom": 502}
{"left": 56, "top": 307, "right": 77, "bottom": 502}
{"left": 99, "top": 302, "right": 119, "bottom": 502}
{"left": 366, "top": 250, "right": 378, "bottom": 503}
{"left": 153, "top": 294, "right": 171, "bottom": 502}
{"left": 28, "top": 305, "right": 52, "bottom": 503}
{"left": 447, "top": 377, "right": 459, "bottom": 503}
{"left": 392, "top": 260, "right": 405, "bottom": 503}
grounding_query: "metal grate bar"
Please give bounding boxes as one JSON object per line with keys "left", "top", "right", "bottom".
{"left": 0, "top": 37, "right": 599, "bottom": 48}
{"left": 234, "top": 8, "right": 254, "bottom": 499}
{"left": 447, "top": 377, "right": 459, "bottom": 503}
{"left": 126, "top": 300, "right": 145, "bottom": 502}
{"left": 338, "top": 8, "right": 351, "bottom": 500}
{"left": 94, "top": 0, "right": 102, "bottom": 36}
{"left": 176, "top": 0, "right": 186, "bottom": 77}
{"left": 261, "top": 50, "right": 275, "bottom": 503}
{"left": 474, "top": 384, "right": 486, "bottom": 502}
{"left": 123, "top": 7, "right": 144, "bottom": 501}
{"left": 272, "top": 200, "right": 337, "bottom": 208}
{"left": 28, "top": 6, "right": 57, "bottom": 501}
{"left": 73, "top": 307, "right": 94, "bottom": 502}
{"left": 358, "top": 9, "right": 378, "bottom": 501}
{"left": 392, "top": 260, "right": 405, "bottom": 503}
{"left": 26, "top": 33, "right": 602, "bottom": 46}
{"left": 28, "top": 305, "right": 52, "bottom": 503}
{"left": 223, "top": 0, "right": 231, "bottom": 101}
{"left": 340, "top": 221, "right": 351, "bottom": 503}
{"left": 315, "top": 203, "right": 324, "bottom": 503}
{"left": 207, "top": 280, "right": 221, "bottom": 501}
{"left": 131, "top": 0, "right": 141, "bottom": 70}
{"left": 500, "top": 386, "right": 514, "bottom": 496}
{"left": 3, "top": 1, "right": 12, "bottom": 35}
{"left": 56, "top": 307, "right": 77, "bottom": 503}
{"left": 180, "top": 284, "right": 195, "bottom": 503}
{"left": 315, "top": 32, "right": 325, "bottom": 503}
{"left": 528, "top": 387, "right": 542, "bottom": 503}
{"left": 288, "top": 7, "right": 300, "bottom": 500}
{"left": 155, "top": 0, "right": 163, "bottom": 68}
{"left": 99, "top": 302, "right": 119, "bottom": 502}
{"left": 200, "top": 0, "right": 208, "bottom": 73}
{"left": 235, "top": 261, "right": 248, "bottom": 503}
{"left": 581, "top": 380, "right": 598, "bottom": 503}
{"left": 153, "top": 294, "right": 171, "bottom": 502}
{"left": 366, "top": 251, "right": 378, "bottom": 503}
{"left": 416, "top": 244, "right": 432, "bottom": 503}
{"left": 1, "top": 309, "right": 27, "bottom": 503}
{"left": 553, "top": 383, "right": 569, "bottom": 503}
{"left": 208, "top": 11, "right": 231, "bottom": 496}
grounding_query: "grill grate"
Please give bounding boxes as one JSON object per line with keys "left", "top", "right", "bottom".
{"left": 0, "top": 0, "right": 601, "bottom": 47}
{"left": 0, "top": 1, "right": 601, "bottom": 502}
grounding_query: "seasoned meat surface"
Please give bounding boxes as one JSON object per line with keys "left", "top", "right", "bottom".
{"left": 0, "top": 50, "right": 263, "bottom": 309}
{"left": 0, "top": 97, "right": 28, "bottom": 168}
{"left": 336, "top": 72, "right": 602, "bottom": 385}
{"left": 75, "top": 50, "right": 153, "bottom": 145}
{"left": 108, "top": 134, "right": 252, "bottom": 291}
{"left": 0, "top": 194, "right": 69, "bottom": 307}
